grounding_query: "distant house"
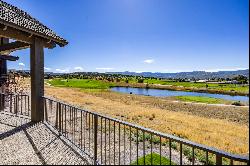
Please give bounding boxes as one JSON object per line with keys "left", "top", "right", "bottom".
{"left": 196, "top": 80, "right": 208, "bottom": 83}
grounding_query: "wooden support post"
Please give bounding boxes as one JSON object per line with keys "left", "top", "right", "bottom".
{"left": 0, "top": 38, "right": 9, "bottom": 94}
{"left": 30, "top": 37, "right": 44, "bottom": 122}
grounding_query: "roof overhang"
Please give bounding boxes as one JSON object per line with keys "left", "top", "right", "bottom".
{"left": 0, "top": 0, "right": 68, "bottom": 48}
{"left": 0, "top": 21, "right": 67, "bottom": 48}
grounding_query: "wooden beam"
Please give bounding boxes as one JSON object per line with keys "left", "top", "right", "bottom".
{"left": 0, "top": 55, "right": 19, "bottom": 61}
{"left": 30, "top": 37, "right": 44, "bottom": 122}
{"left": 0, "top": 24, "right": 56, "bottom": 49}
{"left": 0, "top": 24, "right": 32, "bottom": 44}
{"left": 0, "top": 41, "right": 30, "bottom": 53}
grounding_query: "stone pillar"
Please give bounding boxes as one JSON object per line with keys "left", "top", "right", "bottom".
{"left": 30, "top": 37, "right": 44, "bottom": 122}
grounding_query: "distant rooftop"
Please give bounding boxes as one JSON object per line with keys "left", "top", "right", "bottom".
{"left": 0, "top": 0, "right": 68, "bottom": 46}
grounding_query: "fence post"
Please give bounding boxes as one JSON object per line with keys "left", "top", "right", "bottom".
{"left": 216, "top": 154, "right": 222, "bottom": 165}
{"left": 94, "top": 114, "right": 98, "bottom": 165}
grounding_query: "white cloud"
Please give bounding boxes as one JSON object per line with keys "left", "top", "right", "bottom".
{"left": 74, "top": 66, "right": 84, "bottom": 72}
{"left": 44, "top": 67, "right": 51, "bottom": 71}
{"left": 18, "top": 63, "right": 25, "bottom": 67}
{"left": 96, "top": 67, "right": 114, "bottom": 71}
{"left": 55, "top": 68, "right": 70, "bottom": 73}
{"left": 135, "top": 71, "right": 146, "bottom": 73}
{"left": 143, "top": 59, "right": 154, "bottom": 64}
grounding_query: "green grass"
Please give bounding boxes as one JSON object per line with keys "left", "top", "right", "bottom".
{"left": 130, "top": 153, "right": 176, "bottom": 165}
{"left": 47, "top": 79, "right": 115, "bottom": 89}
{"left": 48, "top": 78, "right": 249, "bottom": 95}
{"left": 174, "top": 96, "right": 231, "bottom": 104}
{"left": 144, "top": 79, "right": 249, "bottom": 94}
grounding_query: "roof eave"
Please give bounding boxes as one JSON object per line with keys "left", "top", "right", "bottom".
{"left": 0, "top": 20, "right": 68, "bottom": 47}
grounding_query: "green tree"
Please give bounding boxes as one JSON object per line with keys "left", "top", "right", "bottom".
{"left": 233, "top": 75, "right": 248, "bottom": 84}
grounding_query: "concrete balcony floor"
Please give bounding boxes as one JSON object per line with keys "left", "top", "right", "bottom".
{"left": 0, "top": 112, "right": 90, "bottom": 165}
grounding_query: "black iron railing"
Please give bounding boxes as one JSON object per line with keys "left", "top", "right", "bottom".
{"left": 43, "top": 96, "right": 249, "bottom": 165}
{"left": 0, "top": 93, "right": 30, "bottom": 116}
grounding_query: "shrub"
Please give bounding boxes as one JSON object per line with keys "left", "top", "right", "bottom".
{"left": 231, "top": 101, "right": 244, "bottom": 106}
{"left": 130, "top": 153, "right": 176, "bottom": 165}
{"left": 138, "top": 79, "right": 144, "bottom": 83}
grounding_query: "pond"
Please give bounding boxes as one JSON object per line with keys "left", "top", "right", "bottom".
{"left": 111, "top": 87, "right": 249, "bottom": 102}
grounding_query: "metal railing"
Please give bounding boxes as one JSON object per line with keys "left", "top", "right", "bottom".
{"left": 43, "top": 96, "right": 249, "bottom": 165}
{"left": 0, "top": 93, "right": 30, "bottom": 116}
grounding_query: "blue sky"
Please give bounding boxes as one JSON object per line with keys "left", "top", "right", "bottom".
{"left": 5, "top": 0, "right": 249, "bottom": 73}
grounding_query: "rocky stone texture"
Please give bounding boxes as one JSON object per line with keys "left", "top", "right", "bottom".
{"left": 0, "top": 112, "right": 90, "bottom": 165}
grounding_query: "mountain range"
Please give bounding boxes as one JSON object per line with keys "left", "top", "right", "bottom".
{"left": 107, "top": 69, "right": 249, "bottom": 79}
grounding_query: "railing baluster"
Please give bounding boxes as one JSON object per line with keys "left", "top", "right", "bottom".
{"left": 136, "top": 129, "right": 139, "bottom": 165}
{"left": 216, "top": 154, "right": 222, "bottom": 165}
{"left": 206, "top": 151, "right": 209, "bottom": 165}
{"left": 230, "top": 159, "right": 233, "bottom": 165}
{"left": 21, "top": 95, "right": 23, "bottom": 114}
{"left": 119, "top": 123, "right": 121, "bottom": 165}
{"left": 109, "top": 119, "right": 111, "bottom": 165}
{"left": 55, "top": 102, "right": 58, "bottom": 129}
{"left": 65, "top": 105, "right": 67, "bottom": 137}
{"left": 76, "top": 108, "right": 79, "bottom": 147}
{"left": 143, "top": 131, "right": 146, "bottom": 165}
{"left": 130, "top": 126, "right": 132, "bottom": 164}
{"left": 59, "top": 103, "right": 62, "bottom": 133}
{"left": 94, "top": 114, "right": 98, "bottom": 165}
{"left": 192, "top": 147, "right": 195, "bottom": 165}
{"left": 81, "top": 110, "right": 83, "bottom": 149}
{"left": 160, "top": 136, "right": 162, "bottom": 165}
{"left": 28, "top": 95, "right": 30, "bottom": 116}
{"left": 88, "top": 113, "right": 91, "bottom": 151}
{"left": 92, "top": 114, "right": 94, "bottom": 151}
{"left": 180, "top": 143, "right": 183, "bottom": 165}
{"left": 15, "top": 95, "right": 17, "bottom": 115}
{"left": 44, "top": 98, "right": 48, "bottom": 121}
{"left": 101, "top": 117, "right": 103, "bottom": 164}
{"left": 105, "top": 118, "right": 107, "bottom": 165}
{"left": 169, "top": 139, "right": 172, "bottom": 165}
{"left": 84, "top": 112, "right": 87, "bottom": 151}
{"left": 123, "top": 124, "right": 126, "bottom": 165}
{"left": 151, "top": 134, "right": 153, "bottom": 165}
{"left": 114, "top": 121, "right": 116, "bottom": 165}
{"left": 24, "top": 95, "right": 26, "bottom": 115}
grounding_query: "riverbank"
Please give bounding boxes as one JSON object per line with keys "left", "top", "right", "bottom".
{"left": 45, "top": 85, "right": 249, "bottom": 155}
{"left": 47, "top": 78, "right": 249, "bottom": 96}
{"left": 170, "top": 96, "right": 248, "bottom": 105}
{"left": 115, "top": 82, "right": 249, "bottom": 96}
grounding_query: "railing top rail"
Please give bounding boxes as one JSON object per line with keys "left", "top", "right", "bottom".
{"left": 42, "top": 96, "right": 249, "bottom": 162}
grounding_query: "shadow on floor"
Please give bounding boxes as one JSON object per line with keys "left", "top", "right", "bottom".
{"left": 0, "top": 112, "right": 90, "bottom": 165}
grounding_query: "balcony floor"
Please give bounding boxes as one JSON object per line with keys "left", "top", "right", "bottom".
{"left": 0, "top": 112, "right": 90, "bottom": 165}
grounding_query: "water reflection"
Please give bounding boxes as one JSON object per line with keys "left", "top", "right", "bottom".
{"left": 111, "top": 87, "right": 249, "bottom": 102}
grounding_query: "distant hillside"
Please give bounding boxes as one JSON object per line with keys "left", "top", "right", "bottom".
{"left": 107, "top": 69, "right": 249, "bottom": 79}
{"left": 9, "top": 69, "right": 249, "bottom": 80}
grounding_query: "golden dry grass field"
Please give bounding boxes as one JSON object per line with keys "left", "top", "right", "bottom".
{"left": 44, "top": 85, "right": 249, "bottom": 156}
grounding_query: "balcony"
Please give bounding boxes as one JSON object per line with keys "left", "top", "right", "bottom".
{"left": 0, "top": 93, "right": 249, "bottom": 165}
